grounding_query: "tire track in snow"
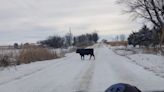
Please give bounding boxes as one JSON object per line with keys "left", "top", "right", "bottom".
{"left": 75, "top": 47, "right": 99, "bottom": 92}
{"left": 76, "top": 61, "right": 95, "bottom": 92}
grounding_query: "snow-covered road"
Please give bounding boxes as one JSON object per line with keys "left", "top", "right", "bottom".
{"left": 0, "top": 44, "right": 164, "bottom": 92}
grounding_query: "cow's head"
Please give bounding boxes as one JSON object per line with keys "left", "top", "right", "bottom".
{"left": 76, "top": 49, "right": 84, "bottom": 53}
{"left": 76, "top": 49, "right": 80, "bottom": 53}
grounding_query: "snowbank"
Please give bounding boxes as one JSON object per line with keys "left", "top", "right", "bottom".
{"left": 128, "top": 54, "right": 164, "bottom": 78}
{"left": 110, "top": 46, "right": 135, "bottom": 56}
{"left": 111, "top": 45, "right": 164, "bottom": 79}
{"left": 114, "top": 49, "right": 134, "bottom": 56}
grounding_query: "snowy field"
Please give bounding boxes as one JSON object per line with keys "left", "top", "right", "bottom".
{"left": 128, "top": 54, "right": 164, "bottom": 78}
{"left": 0, "top": 44, "right": 164, "bottom": 92}
{"left": 112, "top": 45, "right": 164, "bottom": 79}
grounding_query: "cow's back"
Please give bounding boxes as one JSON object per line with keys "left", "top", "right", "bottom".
{"left": 84, "top": 48, "right": 94, "bottom": 55}
{"left": 76, "top": 49, "right": 84, "bottom": 53}
{"left": 76, "top": 48, "right": 94, "bottom": 54}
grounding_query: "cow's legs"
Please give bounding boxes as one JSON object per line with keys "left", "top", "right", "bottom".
{"left": 89, "top": 54, "right": 95, "bottom": 60}
{"left": 83, "top": 55, "right": 85, "bottom": 60}
{"left": 93, "top": 54, "right": 95, "bottom": 60}
{"left": 81, "top": 55, "right": 82, "bottom": 60}
{"left": 89, "top": 54, "right": 92, "bottom": 60}
{"left": 81, "top": 55, "right": 84, "bottom": 60}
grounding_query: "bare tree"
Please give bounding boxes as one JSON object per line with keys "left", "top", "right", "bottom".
{"left": 92, "top": 32, "right": 99, "bottom": 43}
{"left": 65, "top": 31, "right": 73, "bottom": 47}
{"left": 39, "top": 35, "right": 64, "bottom": 48}
{"left": 14, "top": 43, "right": 19, "bottom": 49}
{"left": 118, "top": 0, "right": 164, "bottom": 49}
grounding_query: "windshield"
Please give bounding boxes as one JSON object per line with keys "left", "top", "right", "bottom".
{"left": 0, "top": 0, "right": 164, "bottom": 92}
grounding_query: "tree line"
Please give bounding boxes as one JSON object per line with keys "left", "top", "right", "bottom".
{"left": 128, "top": 25, "right": 160, "bottom": 48}
{"left": 118, "top": 0, "right": 164, "bottom": 50}
{"left": 38, "top": 32, "right": 99, "bottom": 48}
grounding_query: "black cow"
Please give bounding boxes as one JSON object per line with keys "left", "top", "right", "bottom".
{"left": 76, "top": 48, "right": 95, "bottom": 60}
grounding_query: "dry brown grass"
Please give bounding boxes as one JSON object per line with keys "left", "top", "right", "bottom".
{"left": 0, "top": 46, "right": 65, "bottom": 67}
{"left": 106, "top": 41, "right": 128, "bottom": 46}
{"left": 17, "top": 47, "right": 58, "bottom": 64}
{"left": 0, "top": 51, "right": 16, "bottom": 68}
{"left": 0, "top": 55, "right": 11, "bottom": 67}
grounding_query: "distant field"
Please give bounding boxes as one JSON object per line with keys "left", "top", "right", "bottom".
{"left": 106, "top": 41, "right": 128, "bottom": 46}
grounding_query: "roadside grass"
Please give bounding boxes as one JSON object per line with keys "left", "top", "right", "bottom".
{"left": 0, "top": 46, "right": 64, "bottom": 68}
{"left": 106, "top": 41, "right": 128, "bottom": 46}
{"left": 16, "top": 47, "right": 59, "bottom": 65}
{"left": 0, "top": 49, "right": 17, "bottom": 68}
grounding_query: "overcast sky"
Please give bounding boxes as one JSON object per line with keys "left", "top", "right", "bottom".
{"left": 0, "top": 0, "right": 143, "bottom": 45}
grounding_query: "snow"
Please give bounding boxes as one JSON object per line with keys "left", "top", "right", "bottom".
{"left": 89, "top": 46, "right": 164, "bottom": 92}
{"left": 111, "top": 45, "right": 164, "bottom": 79}
{"left": 114, "top": 49, "right": 134, "bottom": 56}
{"left": 0, "top": 44, "right": 164, "bottom": 92}
{"left": 128, "top": 54, "right": 164, "bottom": 78}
